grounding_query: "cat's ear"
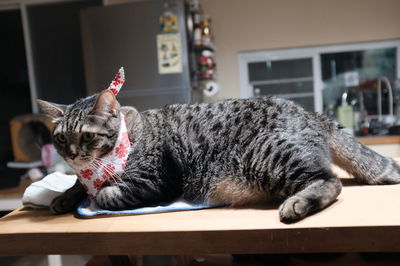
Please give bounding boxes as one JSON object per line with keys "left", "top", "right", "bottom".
{"left": 91, "top": 89, "right": 119, "bottom": 117}
{"left": 36, "top": 99, "right": 66, "bottom": 119}
{"left": 120, "top": 106, "right": 140, "bottom": 130}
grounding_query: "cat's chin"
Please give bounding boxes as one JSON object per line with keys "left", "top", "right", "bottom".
{"left": 65, "top": 159, "right": 91, "bottom": 172}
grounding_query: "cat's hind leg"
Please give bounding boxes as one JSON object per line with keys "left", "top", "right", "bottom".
{"left": 279, "top": 168, "right": 342, "bottom": 223}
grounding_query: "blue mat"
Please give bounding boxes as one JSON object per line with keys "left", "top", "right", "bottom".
{"left": 77, "top": 198, "right": 222, "bottom": 217}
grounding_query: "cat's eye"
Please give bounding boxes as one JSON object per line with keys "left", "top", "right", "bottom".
{"left": 82, "top": 132, "right": 95, "bottom": 142}
{"left": 55, "top": 134, "right": 67, "bottom": 144}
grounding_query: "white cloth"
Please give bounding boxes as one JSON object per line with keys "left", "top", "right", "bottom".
{"left": 22, "top": 172, "right": 77, "bottom": 208}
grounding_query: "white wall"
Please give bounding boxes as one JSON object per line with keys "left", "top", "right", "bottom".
{"left": 200, "top": 0, "right": 400, "bottom": 100}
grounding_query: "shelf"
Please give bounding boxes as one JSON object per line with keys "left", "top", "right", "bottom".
{"left": 250, "top": 77, "right": 313, "bottom": 86}
{"left": 0, "top": 179, "right": 31, "bottom": 211}
{"left": 0, "top": 179, "right": 31, "bottom": 199}
{"left": 192, "top": 43, "right": 216, "bottom": 52}
{"left": 256, "top": 92, "right": 314, "bottom": 99}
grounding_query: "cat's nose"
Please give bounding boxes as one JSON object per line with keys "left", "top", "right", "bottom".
{"left": 68, "top": 144, "right": 78, "bottom": 160}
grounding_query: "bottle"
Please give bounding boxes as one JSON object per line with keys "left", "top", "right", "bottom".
{"left": 193, "top": 13, "right": 202, "bottom": 46}
{"left": 337, "top": 90, "right": 355, "bottom": 131}
{"left": 201, "top": 15, "right": 212, "bottom": 47}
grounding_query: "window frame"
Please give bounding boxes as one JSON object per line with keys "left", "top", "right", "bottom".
{"left": 238, "top": 40, "right": 400, "bottom": 113}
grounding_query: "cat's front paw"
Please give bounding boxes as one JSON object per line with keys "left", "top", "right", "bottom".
{"left": 50, "top": 193, "right": 82, "bottom": 214}
{"left": 279, "top": 196, "right": 310, "bottom": 223}
{"left": 96, "top": 186, "right": 126, "bottom": 210}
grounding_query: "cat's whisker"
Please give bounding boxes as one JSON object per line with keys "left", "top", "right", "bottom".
{"left": 90, "top": 158, "right": 116, "bottom": 182}
{"left": 91, "top": 157, "right": 133, "bottom": 193}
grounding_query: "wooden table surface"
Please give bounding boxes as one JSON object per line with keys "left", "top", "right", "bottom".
{"left": 1, "top": 166, "right": 400, "bottom": 255}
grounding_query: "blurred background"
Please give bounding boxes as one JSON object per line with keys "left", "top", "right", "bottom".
{"left": 2, "top": 0, "right": 400, "bottom": 167}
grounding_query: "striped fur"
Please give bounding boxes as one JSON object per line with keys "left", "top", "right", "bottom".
{"left": 38, "top": 95, "right": 400, "bottom": 222}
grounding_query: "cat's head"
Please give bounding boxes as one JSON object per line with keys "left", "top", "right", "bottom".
{"left": 37, "top": 90, "right": 122, "bottom": 171}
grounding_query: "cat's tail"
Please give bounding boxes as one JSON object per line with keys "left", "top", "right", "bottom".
{"left": 328, "top": 126, "right": 400, "bottom": 184}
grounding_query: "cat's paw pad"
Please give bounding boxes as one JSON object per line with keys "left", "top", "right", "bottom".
{"left": 279, "top": 196, "right": 310, "bottom": 223}
{"left": 96, "top": 186, "right": 124, "bottom": 210}
{"left": 50, "top": 194, "right": 79, "bottom": 214}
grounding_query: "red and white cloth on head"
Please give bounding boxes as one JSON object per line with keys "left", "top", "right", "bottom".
{"left": 108, "top": 67, "right": 125, "bottom": 96}
{"left": 77, "top": 67, "right": 131, "bottom": 199}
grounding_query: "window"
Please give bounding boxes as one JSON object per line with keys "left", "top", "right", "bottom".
{"left": 239, "top": 40, "right": 400, "bottom": 115}
{"left": 321, "top": 47, "right": 397, "bottom": 117}
{"left": 248, "top": 58, "right": 314, "bottom": 112}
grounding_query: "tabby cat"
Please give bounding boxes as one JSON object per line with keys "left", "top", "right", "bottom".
{"left": 37, "top": 89, "right": 400, "bottom": 223}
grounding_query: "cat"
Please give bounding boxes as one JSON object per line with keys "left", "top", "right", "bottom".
{"left": 37, "top": 90, "right": 400, "bottom": 223}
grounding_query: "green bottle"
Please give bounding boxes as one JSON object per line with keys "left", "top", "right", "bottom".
{"left": 337, "top": 90, "right": 354, "bottom": 130}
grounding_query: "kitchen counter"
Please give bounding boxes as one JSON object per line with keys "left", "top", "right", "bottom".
{"left": 357, "top": 135, "right": 400, "bottom": 145}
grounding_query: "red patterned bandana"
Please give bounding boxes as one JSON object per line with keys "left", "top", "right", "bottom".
{"left": 78, "top": 114, "right": 130, "bottom": 199}
{"left": 77, "top": 67, "right": 130, "bottom": 199}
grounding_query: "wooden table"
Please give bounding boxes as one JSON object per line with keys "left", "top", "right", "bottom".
{"left": 1, "top": 167, "right": 400, "bottom": 256}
